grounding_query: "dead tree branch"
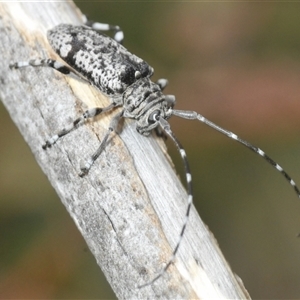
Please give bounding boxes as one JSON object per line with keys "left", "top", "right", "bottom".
{"left": 0, "top": 2, "right": 250, "bottom": 299}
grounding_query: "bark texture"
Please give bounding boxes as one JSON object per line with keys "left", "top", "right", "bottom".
{"left": 0, "top": 2, "right": 250, "bottom": 299}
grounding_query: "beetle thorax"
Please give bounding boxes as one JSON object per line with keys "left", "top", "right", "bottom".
{"left": 122, "top": 78, "right": 171, "bottom": 135}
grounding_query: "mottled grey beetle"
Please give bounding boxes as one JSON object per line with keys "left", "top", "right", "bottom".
{"left": 10, "top": 18, "right": 300, "bottom": 288}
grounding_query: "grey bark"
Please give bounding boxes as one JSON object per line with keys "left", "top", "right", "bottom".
{"left": 0, "top": 2, "right": 250, "bottom": 299}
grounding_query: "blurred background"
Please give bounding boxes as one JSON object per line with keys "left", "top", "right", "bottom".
{"left": 1, "top": 2, "right": 300, "bottom": 299}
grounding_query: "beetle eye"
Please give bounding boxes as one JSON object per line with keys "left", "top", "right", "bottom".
{"left": 148, "top": 110, "right": 160, "bottom": 124}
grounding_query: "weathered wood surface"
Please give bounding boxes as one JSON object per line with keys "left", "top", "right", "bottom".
{"left": 0, "top": 2, "right": 250, "bottom": 299}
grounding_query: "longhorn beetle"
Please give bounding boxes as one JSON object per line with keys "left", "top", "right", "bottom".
{"left": 10, "top": 18, "right": 300, "bottom": 288}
